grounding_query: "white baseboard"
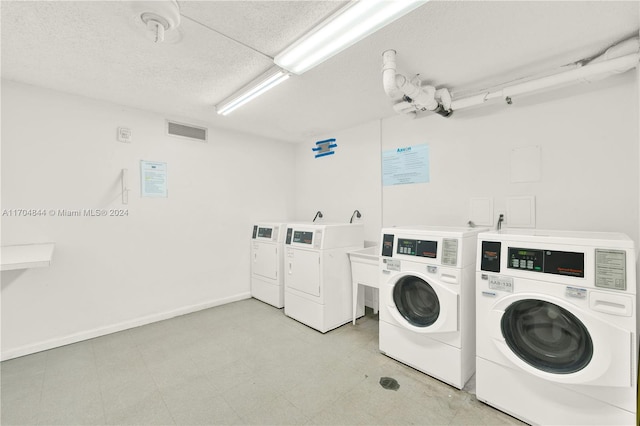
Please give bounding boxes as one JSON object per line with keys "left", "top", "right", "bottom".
{"left": 1, "top": 292, "right": 251, "bottom": 361}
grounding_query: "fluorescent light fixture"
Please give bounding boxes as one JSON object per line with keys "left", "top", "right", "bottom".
{"left": 216, "top": 66, "right": 290, "bottom": 116}
{"left": 274, "top": 0, "right": 427, "bottom": 75}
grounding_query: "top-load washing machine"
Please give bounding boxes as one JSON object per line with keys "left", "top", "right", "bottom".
{"left": 284, "top": 222, "right": 364, "bottom": 333}
{"left": 250, "top": 223, "right": 286, "bottom": 308}
{"left": 379, "top": 225, "right": 487, "bottom": 389}
{"left": 476, "top": 229, "right": 637, "bottom": 425}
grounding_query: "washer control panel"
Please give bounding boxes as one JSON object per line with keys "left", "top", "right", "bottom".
{"left": 397, "top": 238, "right": 437, "bottom": 258}
{"left": 507, "top": 247, "right": 584, "bottom": 278}
{"left": 508, "top": 248, "right": 543, "bottom": 272}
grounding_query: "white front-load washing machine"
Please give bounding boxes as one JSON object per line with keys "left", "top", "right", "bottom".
{"left": 284, "top": 222, "right": 364, "bottom": 333}
{"left": 250, "top": 223, "right": 286, "bottom": 308}
{"left": 379, "top": 226, "right": 487, "bottom": 389}
{"left": 476, "top": 229, "right": 637, "bottom": 425}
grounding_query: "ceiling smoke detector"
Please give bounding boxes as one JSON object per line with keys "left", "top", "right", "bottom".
{"left": 133, "top": 1, "right": 181, "bottom": 43}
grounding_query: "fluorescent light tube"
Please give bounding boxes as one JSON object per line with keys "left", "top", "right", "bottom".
{"left": 274, "top": 0, "right": 427, "bottom": 75}
{"left": 216, "top": 67, "right": 290, "bottom": 116}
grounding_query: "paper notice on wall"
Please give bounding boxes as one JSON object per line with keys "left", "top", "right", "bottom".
{"left": 382, "top": 144, "right": 430, "bottom": 186}
{"left": 140, "top": 160, "right": 168, "bottom": 198}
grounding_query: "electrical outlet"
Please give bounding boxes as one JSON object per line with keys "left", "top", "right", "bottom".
{"left": 496, "top": 211, "right": 506, "bottom": 224}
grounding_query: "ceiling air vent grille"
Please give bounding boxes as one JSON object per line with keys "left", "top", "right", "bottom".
{"left": 166, "top": 120, "right": 208, "bottom": 142}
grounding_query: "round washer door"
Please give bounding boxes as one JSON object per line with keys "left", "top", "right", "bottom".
{"left": 393, "top": 275, "right": 440, "bottom": 327}
{"left": 387, "top": 273, "right": 458, "bottom": 333}
{"left": 501, "top": 299, "right": 593, "bottom": 374}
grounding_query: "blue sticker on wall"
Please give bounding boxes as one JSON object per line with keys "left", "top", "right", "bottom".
{"left": 312, "top": 138, "right": 337, "bottom": 158}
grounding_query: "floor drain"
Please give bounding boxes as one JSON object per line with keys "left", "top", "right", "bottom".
{"left": 379, "top": 377, "right": 400, "bottom": 391}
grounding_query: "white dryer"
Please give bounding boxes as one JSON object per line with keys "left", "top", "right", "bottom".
{"left": 284, "top": 222, "right": 364, "bottom": 333}
{"left": 476, "top": 229, "right": 637, "bottom": 425}
{"left": 250, "top": 223, "right": 286, "bottom": 308}
{"left": 379, "top": 226, "right": 487, "bottom": 389}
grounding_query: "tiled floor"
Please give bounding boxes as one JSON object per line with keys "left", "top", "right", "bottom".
{"left": 1, "top": 298, "right": 525, "bottom": 425}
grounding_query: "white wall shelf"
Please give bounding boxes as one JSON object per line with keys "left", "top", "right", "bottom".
{"left": 1, "top": 243, "right": 55, "bottom": 271}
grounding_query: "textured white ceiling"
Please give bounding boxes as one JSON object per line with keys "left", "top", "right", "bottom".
{"left": 2, "top": 1, "right": 638, "bottom": 143}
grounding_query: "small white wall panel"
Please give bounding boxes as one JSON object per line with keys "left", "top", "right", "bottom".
{"left": 469, "top": 197, "right": 494, "bottom": 226}
{"left": 506, "top": 195, "right": 536, "bottom": 228}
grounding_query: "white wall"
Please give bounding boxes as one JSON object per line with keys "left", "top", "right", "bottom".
{"left": 0, "top": 80, "right": 296, "bottom": 360}
{"left": 381, "top": 72, "right": 639, "bottom": 245}
{"left": 3, "top": 67, "right": 637, "bottom": 360}
{"left": 294, "top": 121, "right": 382, "bottom": 244}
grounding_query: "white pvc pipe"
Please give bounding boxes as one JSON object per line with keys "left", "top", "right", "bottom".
{"left": 451, "top": 53, "right": 639, "bottom": 111}
{"left": 449, "top": 92, "right": 489, "bottom": 110}
{"left": 587, "top": 37, "right": 639, "bottom": 69}
{"left": 382, "top": 50, "right": 401, "bottom": 98}
{"left": 503, "top": 54, "right": 639, "bottom": 97}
